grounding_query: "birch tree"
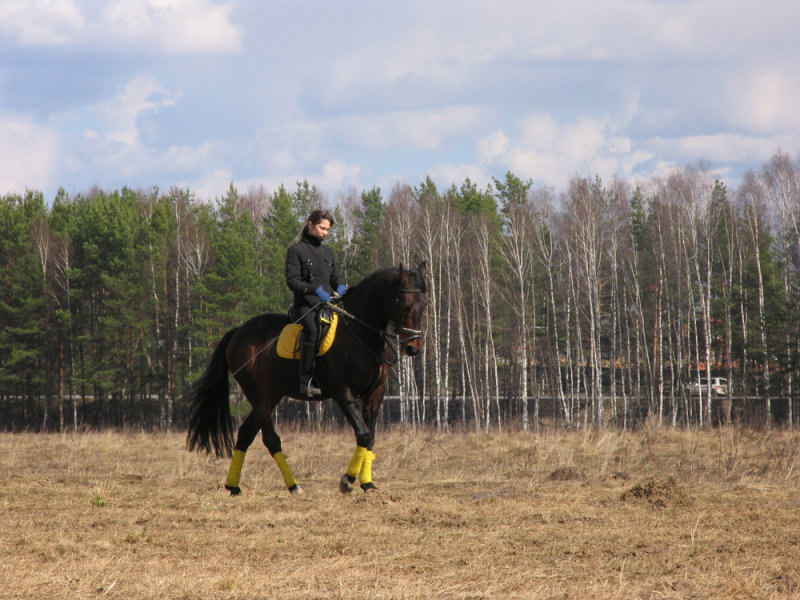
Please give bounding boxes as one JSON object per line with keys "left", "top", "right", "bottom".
{"left": 530, "top": 189, "right": 571, "bottom": 425}
{"left": 416, "top": 178, "right": 450, "bottom": 430}
{"left": 739, "top": 173, "right": 773, "bottom": 427}
{"left": 385, "top": 183, "right": 423, "bottom": 425}
{"left": 495, "top": 173, "right": 534, "bottom": 430}
{"left": 563, "top": 176, "right": 608, "bottom": 425}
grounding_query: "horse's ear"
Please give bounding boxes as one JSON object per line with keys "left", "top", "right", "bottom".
{"left": 417, "top": 261, "right": 428, "bottom": 281}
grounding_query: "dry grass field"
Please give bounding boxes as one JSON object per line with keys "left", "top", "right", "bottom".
{"left": 1, "top": 425, "right": 799, "bottom": 599}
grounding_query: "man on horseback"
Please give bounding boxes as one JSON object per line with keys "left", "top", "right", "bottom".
{"left": 285, "top": 209, "right": 346, "bottom": 397}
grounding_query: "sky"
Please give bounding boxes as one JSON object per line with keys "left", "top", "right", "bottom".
{"left": 2, "top": 0, "right": 800, "bottom": 204}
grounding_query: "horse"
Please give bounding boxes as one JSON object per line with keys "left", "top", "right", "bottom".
{"left": 185, "top": 262, "right": 428, "bottom": 495}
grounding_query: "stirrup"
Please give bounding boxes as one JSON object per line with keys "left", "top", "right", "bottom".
{"left": 300, "top": 375, "right": 322, "bottom": 397}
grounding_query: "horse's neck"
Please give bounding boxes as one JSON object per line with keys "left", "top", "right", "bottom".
{"left": 343, "top": 292, "right": 389, "bottom": 330}
{"left": 343, "top": 276, "right": 394, "bottom": 331}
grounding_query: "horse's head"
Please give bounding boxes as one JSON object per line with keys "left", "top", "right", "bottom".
{"left": 391, "top": 261, "right": 429, "bottom": 356}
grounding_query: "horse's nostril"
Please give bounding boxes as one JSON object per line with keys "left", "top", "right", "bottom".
{"left": 405, "top": 345, "right": 419, "bottom": 357}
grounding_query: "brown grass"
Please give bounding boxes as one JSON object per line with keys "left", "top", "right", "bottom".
{"left": 1, "top": 425, "right": 799, "bottom": 599}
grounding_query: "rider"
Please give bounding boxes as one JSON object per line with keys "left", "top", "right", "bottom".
{"left": 285, "top": 209, "right": 347, "bottom": 397}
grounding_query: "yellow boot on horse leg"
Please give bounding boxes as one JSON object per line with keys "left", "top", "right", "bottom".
{"left": 274, "top": 451, "right": 303, "bottom": 495}
{"left": 225, "top": 449, "right": 246, "bottom": 495}
{"left": 359, "top": 450, "right": 377, "bottom": 492}
{"left": 340, "top": 446, "right": 368, "bottom": 493}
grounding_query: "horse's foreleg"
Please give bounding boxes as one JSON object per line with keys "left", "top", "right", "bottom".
{"left": 225, "top": 412, "right": 262, "bottom": 495}
{"left": 340, "top": 446, "right": 369, "bottom": 493}
{"left": 341, "top": 447, "right": 376, "bottom": 492}
{"left": 356, "top": 376, "right": 386, "bottom": 492}
{"left": 358, "top": 449, "right": 377, "bottom": 490}
{"left": 335, "top": 389, "right": 378, "bottom": 493}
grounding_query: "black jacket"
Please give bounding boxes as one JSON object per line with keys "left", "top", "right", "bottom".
{"left": 285, "top": 232, "right": 344, "bottom": 307}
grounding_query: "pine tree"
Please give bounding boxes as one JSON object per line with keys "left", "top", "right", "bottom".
{"left": 351, "top": 186, "right": 385, "bottom": 281}
{"left": 262, "top": 185, "right": 300, "bottom": 311}
{"left": 193, "top": 184, "right": 264, "bottom": 368}
{"left": 0, "top": 192, "right": 50, "bottom": 428}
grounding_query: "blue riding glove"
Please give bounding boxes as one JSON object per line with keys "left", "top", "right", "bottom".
{"left": 336, "top": 284, "right": 347, "bottom": 296}
{"left": 315, "top": 286, "right": 331, "bottom": 303}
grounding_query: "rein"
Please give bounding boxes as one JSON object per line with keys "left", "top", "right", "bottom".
{"left": 327, "top": 286, "right": 425, "bottom": 366}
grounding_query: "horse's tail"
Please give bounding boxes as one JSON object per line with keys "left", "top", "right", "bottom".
{"left": 186, "top": 327, "right": 238, "bottom": 458}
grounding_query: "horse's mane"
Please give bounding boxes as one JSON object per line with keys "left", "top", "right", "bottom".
{"left": 348, "top": 267, "right": 397, "bottom": 295}
{"left": 339, "top": 266, "right": 424, "bottom": 322}
{"left": 345, "top": 265, "right": 427, "bottom": 300}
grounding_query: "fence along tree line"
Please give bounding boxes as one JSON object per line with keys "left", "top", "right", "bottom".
{"left": 1, "top": 151, "right": 798, "bottom": 432}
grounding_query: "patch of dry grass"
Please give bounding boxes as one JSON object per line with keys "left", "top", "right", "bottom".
{"left": 1, "top": 426, "right": 799, "bottom": 599}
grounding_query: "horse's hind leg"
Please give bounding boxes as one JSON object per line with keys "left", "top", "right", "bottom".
{"left": 224, "top": 411, "right": 263, "bottom": 495}
{"left": 261, "top": 415, "right": 303, "bottom": 495}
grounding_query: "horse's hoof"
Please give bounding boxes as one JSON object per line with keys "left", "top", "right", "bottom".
{"left": 361, "top": 482, "right": 378, "bottom": 493}
{"left": 340, "top": 474, "right": 356, "bottom": 494}
{"left": 225, "top": 485, "right": 242, "bottom": 496}
{"left": 288, "top": 484, "right": 304, "bottom": 495}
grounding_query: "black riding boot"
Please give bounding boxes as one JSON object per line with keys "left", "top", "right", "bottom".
{"left": 299, "top": 340, "right": 322, "bottom": 397}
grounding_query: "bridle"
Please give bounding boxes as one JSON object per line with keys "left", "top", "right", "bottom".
{"left": 327, "top": 284, "right": 426, "bottom": 365}
{"left": 390, "top": 287, "right": 425, "bottom": 347}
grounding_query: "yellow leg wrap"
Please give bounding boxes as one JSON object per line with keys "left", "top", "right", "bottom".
{"left": 346, "top": 446, "right": 369, "bottom": 479}
{"left": 359, "top": 451, "right": 376, "bottom": 485}
{"left": 273, "top": 452, "right": 298, "bottom": 489}
{"left": 225, "top": 449, "right": 246, "bottom": 489}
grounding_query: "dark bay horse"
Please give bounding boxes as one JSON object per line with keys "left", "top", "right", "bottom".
{"left": 186, "top": 262, "right": 428, "bottom": 495}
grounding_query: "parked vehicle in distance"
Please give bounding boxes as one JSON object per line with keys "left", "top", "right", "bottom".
{"left": 689, "top": 377, "right": 728, "bottom": 396}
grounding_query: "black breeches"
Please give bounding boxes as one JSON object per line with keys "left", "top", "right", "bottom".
{"left": 297, "top": 305, "right": 319, "bottom": 343}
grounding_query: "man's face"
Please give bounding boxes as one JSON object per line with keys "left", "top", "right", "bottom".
{"left": 308, "top": 218, "right": 331, "bottom": 240}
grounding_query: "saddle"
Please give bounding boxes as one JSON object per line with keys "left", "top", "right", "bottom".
{"left": 277, "top": 308, "right": 339, "bottom": 360}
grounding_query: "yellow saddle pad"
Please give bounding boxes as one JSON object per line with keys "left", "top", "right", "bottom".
{"left": 276, "top": 312, "right": 339, "bottom": 359}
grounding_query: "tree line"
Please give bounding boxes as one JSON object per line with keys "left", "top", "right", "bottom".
{"left": 2, "top": 150, "right": 799, "bottom": 432}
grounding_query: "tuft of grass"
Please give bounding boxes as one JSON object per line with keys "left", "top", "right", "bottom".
{"left": 90, "top": 480, "right": 109, "bottom": 507}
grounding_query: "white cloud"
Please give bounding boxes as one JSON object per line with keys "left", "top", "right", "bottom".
{"left": 0, "top": 0, "right": 241, "bottom": 54}
{"left": 0, "top": 0, "right": 83, "bottom": 46}
{"left": 557, "top": 117, "right": 609, "bottom": 164}
{"left": 427, "top": 162, "right": 487, "bottom": 190}
{"left": 647, "top": 133, "right": 793, "bottom": 164}
{"left": 518, "top": 114, "right": 559, "bottom": 153}
{"left": 729, "top": 66, "right": 800, "bottom": 134}
{"left": 0, "top": 76, "right": 223, "bottom": 199}
{"left": 0, "top": 114, "right": 60, "bottom": 196}
{"left": 91, "top": 75, "right": 180, "bottom": 146}
{"left": 99, "top": 0, "right": 241, "bottom": 54}
{"left": 250, "top": 104, "right": 489, "bottom": 182}
{"left": 320, "top": 160, "right": 361, "bottom": 190}
{"left": 475, "top": 131, "right": 509, "bottom": 165}
{"left": 473, "top": 110, "right": 646, "bottom": 188}
{"left": 328, "top": 105, "right": 487, "bottom": 153}
{"left": 4, "top": 1, "right": 800, "bottom": 202}
{"left": 184, "top": 167, "right": 234, "bottom": 202}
